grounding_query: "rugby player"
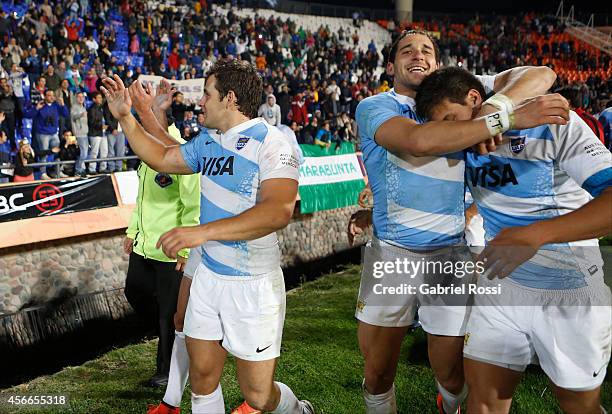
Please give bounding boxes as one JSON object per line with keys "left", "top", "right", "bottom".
{"left": 415, "top": 66, "right": 611, "bottom": 414}
{"left": 351, "top": 29, "right": 569, "bottom": 414}
{"left": 102, "top": 60, "right": 313, "bottom": 414}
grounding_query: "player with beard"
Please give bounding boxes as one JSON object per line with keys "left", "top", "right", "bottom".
{"left": 350, "top": 30, "right": 569, "bottom": 414}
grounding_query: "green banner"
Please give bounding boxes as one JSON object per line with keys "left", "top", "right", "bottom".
{"left": 298, "top": 143, "right": 365, "bottom": 214}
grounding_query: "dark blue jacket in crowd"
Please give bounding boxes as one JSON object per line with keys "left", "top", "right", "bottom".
{"left": 0, "top": 141, "right": 11, "bottom": 180}
{"left": 25, "top": 103, "right": 69, "bottom": 136}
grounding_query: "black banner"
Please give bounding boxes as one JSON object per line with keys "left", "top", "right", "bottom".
{"left": 0, "top": 176, "right": 118, "bottom": 223}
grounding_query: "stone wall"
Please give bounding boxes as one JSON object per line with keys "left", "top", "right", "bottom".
{"left": 0, "top": 205, "right": 370, "bottom": 316}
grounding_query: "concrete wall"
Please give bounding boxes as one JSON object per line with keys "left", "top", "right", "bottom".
{"left": 0, "top": 205, "right": 369, "bottom": 316}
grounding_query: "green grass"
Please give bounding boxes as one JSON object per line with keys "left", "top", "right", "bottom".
{"left": 1, "top": 265, "right": 610, "bottom": 413}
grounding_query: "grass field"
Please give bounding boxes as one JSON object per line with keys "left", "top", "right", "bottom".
{"left": 1, "top": 265, "right": 610, "bottom": 414}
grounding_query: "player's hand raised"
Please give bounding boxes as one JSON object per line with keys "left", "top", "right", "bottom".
{"left": 100, "top": 75, "right": 132, "bottom": 120}
{"left": 128, "top": 80, "right": 155, "bottom": 115}
{"left": 154, "top": 78, "right": 176, "bottom": 111}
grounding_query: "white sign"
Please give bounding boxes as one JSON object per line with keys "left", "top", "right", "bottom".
{"left": 138, "top": 75, "right": 205, "bottom": 103}
{"left": 298, "top": 154, "right": 364, "bottom": 186}
{"left": 114, "top": 170, "right": 139, "bottom": 205}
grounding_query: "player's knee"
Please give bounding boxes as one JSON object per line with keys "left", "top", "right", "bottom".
{"left": 188, "top": 363, "right": 219, "bottom": 394}
{"left": 556, "top": 389, "right": 600, "bottom": 414}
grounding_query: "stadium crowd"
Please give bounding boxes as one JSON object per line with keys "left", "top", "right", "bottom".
{"left": 0, "top": 0, "right": 610, "bottom": 183}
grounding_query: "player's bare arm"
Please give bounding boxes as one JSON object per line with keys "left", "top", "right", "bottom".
{"left": 491, "top": 66, "right": 556, "bottom": 102}
{"left": 101, "top": 75, "right": 192, "bottom": 174}
{"left": 375, "top": 93, "right": 569, "bottom": 158}
{"left": 157, "top": 178, "right": 298, "bottom": 258}
{"left": 481, "top": 187, "right": 612, "bottom": 278}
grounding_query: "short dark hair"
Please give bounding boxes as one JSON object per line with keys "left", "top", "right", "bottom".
{"left": 415, "top": 67, "right": 485, "bottom": 120}
{"left": 388, "top": 29, "right": 440, "bottom": 65}
{"left": 556, "top": 87, "right": 582, "bottom": 109}
{"left": 207, "top": 59, "right": 263, "bottom": 118}
{"left": 91, "top": 91, "right": 102, "bottom": 100}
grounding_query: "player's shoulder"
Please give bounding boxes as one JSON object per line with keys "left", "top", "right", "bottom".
{"left": 358, "top": 91, "right": 397, "bottom": 109}
{"left": 356, "top": 91, "right": 400, "bottom": 118}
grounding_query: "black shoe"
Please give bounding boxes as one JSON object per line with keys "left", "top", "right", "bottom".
{"left": 78, "top": 171, "right": 87, "bottom": 178}
{"left": 145, "top": 373, "right": 168, "bottom": 388}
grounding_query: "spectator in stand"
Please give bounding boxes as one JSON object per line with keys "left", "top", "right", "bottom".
{"left": 258, "top": 94, "right": 282, "bottom": 126}
{"left": 59, "top": 130, "right": 79, "bottom": 176}
{"left": 9, "top": 64, "right": 27, "bottom": 119}
{"left": 290, "top": 93, "right": 309, "bottom": 126}
{"left": 14, "top": 138, "right": 35, "bottom": 183}
{"left": 182, "top": 110, "right": 197, "bottom": 135}
{"left": 87, "top": 91, "right": 109, "bottom": 174}
{"left": 42, "top": 65, "right": 62, "bottom": 92}
{"left": 65, "top": 17, "right": 83, "bottom": 43}
{"left": 0, "top": 77, "right": 17, "bottom": 149}
{"left": 255, "top": 51, "right": 267, "bottom": 70}
{"left": 30, "top": 77, "right": 46, "bottom": 106}
{"left": 0, "top": 122, "right": 10, "bottom": 183}
{"left": 326, "top": 79, "right": 341, "bottom": 115}
{"left": 314, "top": 120, "right": 333, "bottom": 149}
{"left": 84, "top": 68, "right": 98, "bottom": 93}
{"left": 28, "top": 89, "right": 69, "bottom": 179}
{"left": 277, "top": 84, "right": 292, "bottom": 123}
{"left": 71, "top": 91, "right": 88, "bottom": 177}
{"left": 300, "top": 116, "right": 319, "bottom": 145}
{"left": 558, "top": 87, "right": 605, "bottom": 144}
{"left": 171, "top": 92, "right": 189, "bottom": 130}
{"left": 196, "top": 112, "right": 206, "bottom": 132}
{"left": 105, "top": 107, "right": 124, "bottom": 173}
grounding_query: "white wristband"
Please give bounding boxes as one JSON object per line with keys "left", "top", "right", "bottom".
{"left": 485, "top": 110, "right": 511, "bottom": 136}
{"left": 485, "top": 94, "right": 514, "bottom": 113}
{"left": 485, "top": 94, "right": 515, "bottom": 129}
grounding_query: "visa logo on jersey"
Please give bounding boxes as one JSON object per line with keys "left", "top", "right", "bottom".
{"left": 467, "top": 164, "right": 518, "bottom": 188}
{"left": 201, "top": 156, "right": 234, "bottom": 176}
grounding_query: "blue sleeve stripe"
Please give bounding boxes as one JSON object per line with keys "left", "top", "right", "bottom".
{"left": 179, "top": 142, "right": 199, "bottom": 173}
{"left": 582, "top": 168, "right": 612, "bottom": 197}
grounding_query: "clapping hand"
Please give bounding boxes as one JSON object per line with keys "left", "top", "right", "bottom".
{"left": 100, "top": 75, "right": 133, "bottom": 120}
{"left": 154, "top": 78, "right": 176, "bottom": 111}
{"left": 127, "top": 80, "right": 155, "bottom": 115}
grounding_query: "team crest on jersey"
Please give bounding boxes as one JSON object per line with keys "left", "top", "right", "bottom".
{"left": 235, "top": 136, "right": 250, "bottom": 150}
{"left": 510, "top": 136, "right": 526, "bottom": 154}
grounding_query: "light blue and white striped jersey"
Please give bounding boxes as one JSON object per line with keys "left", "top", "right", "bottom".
{"left": 180, "top": 118, "right": 300, "bottom": 276}
{"left": 599, "top": 107, "right": 612, "bottom": 149}
{"left": 467, "top": 111, "right": 612, "bottom": 289}
{"left": 356, "top": 76, "right": 495, "bottom": 248}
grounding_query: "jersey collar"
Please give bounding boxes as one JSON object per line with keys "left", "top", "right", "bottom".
{"left": 224, "top": 117, "right": 264, "bottom": 138}
{"left": 389, "top": 88, "right": 416, "bottom": 106}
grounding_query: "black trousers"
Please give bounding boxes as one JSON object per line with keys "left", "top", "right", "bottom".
{"left": 124, "top": 252, "right": 182, "bottom": 376}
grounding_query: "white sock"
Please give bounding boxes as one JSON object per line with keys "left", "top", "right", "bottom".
{"left": 162, "top": 331, "right": 190, "bottom": 407}
{"left": 271, "top": 381, "right": 302, "bottom": 414}
{"left": 362, "top": 379, "right": 397, "bottom": 414}
{"left": 436, "top": 381, "right": 467, "bottom": 414}
{"left": 191, "top": 384, "right": 224, "bottom": 414}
